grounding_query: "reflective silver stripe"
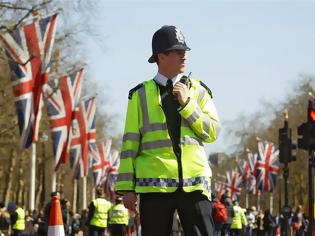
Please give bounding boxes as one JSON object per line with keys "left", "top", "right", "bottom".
{"left": 186, "top": 111, "right": 198, "bottom": 124}
{"left": 141, "top": 139, "right": 172, "bottom": 150}
{"left": 197, "top": 87, "right": 206, "bottom": 104}
{"left": 117, "top": 173, "right": 134, "bottom": 182}
{"left": 121, "top": 150, "right": 138, "bottom": 159}
{"left": 181, "top": 137, "right": 203, "bottom": 146}
{"left": 140, "top": 123, "right": 167, "bottom": 134}
{"left": 185, "top": 106, "right": 213, "bottom": 140}
{"left": 136, "top": 176, "right": 208, "bottom": 187}
{"left": 123, "top": 132, "right": 140, "bottom": 142}
{"left": 139, "top": 87, "right": 149, "bottom": 126}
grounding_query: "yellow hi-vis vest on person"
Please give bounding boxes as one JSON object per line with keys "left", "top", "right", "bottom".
{"left": 108, "top": 203, "right": 129, "bottom": 225}
{"left": 115, "top": 78, "right": 221, "bottom": 198}
{"left": 13, "top": 207, "right": 25, "bottom": 230}
{"left": 231, "top": 205, "right": 248, "bottom": 229}
{"left": 90, "top": 198, "right": 111, "bottom": 228}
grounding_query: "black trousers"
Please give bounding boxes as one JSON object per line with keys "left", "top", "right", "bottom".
{"left": 109, "top": 224, "right": 127, "bottom": 236}
{"left": 139, "top": 189, "right": 213, "bottom": 236}
{"left": 88, "top": 225, "right": 106, "bottom": 236}
{"left": 12, "top": 230, "right": 24, "bottom": 236}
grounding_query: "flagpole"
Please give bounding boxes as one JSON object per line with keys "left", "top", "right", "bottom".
{"left": 245, "top": 192, "right": 249, "bottom": 209}
{"left": 83, "top": 176, "right": 87, "bottom": 209}
{"left": 92, "top": 186, "right": 95, "bottom": 200}
{"left": 270, "top": 193, "right": 273, "bottom": 215}
{"left": 51, "top": 171, "right": 56, "bottom": 192}
{"left": 72, "top": 179, "right": 77, "bottom": 213}
{"left": 257, "top": 193, "right": 260, "bottom": 211}
{"left": 29, "top": 143, "right": 36, "bottom": 211}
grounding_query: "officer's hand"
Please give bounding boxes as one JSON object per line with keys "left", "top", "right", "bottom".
{"left": 122, "top": 192, "right": 137, "bottom": 211}
{"left": 173, "top": 82, "right": 189, "bottom": 106}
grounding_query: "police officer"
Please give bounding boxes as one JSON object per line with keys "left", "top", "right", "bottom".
{"left": 115, "top": 25, "right": 221, "bottom": 236}
{"left": 230, "top": 200, "right": 248, "bottom": 236}
{"left": 87, "top": 188, "right": 111, "bottom": 236}
{"left": 9, "top": 202, "right": 25, "bottom": 236}
{"left": 108, "top": 196, "right": 129, "bottom": 236}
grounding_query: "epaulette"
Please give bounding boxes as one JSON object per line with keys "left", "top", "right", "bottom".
{"left": 199, "top": 81, "right": 213, "bottom": 98}
{"left": 128, "top": 83, "right": 143, "bottom": 100}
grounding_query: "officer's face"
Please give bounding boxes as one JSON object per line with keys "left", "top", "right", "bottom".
{"left": 159, "top": 50, "right": 186, "bottom": 74}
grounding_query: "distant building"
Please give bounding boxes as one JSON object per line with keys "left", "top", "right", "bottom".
{"left": 208, "top": 153, "right": 229, "bottom": 166}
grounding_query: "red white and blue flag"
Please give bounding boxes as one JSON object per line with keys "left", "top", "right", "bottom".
{"left": 45, "top": 69, "right": 83, "bottom": 170}
{"left": 225, "top": 170, "right": 243, "bottom": 201}
{"left": 92, "top": 139, "right": 112, "bottom": 187}
{"left": 70, "top": 97, "right": 97, "bottom": 179}
{"left": 0, "top": 14, "right": 58, "bottom": 148}
{"left": 247, "top": 151, "right": 258, "bottom": 194}
{"left": 214, "top": 181, "right": 226, "bottom": 201}
{"left": 256, "top": 140, "right": 280, "bottom": 193}
{"left": 238, "top": 151, "right": 258, "bottom": 194}
{"left": 103, "top": 149, "right": 120, "bottom": 198}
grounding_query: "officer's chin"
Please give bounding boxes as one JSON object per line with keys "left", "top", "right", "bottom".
{"left": 179, "top": 65, "right": 185, "bottom": 73}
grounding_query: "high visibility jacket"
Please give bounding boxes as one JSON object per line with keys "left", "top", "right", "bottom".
{"left": 231, "top": 205, "right": 248, "bottom": 229}
{"left": 108, "top": 203, "right": 129, "bottom": 225}
{"left": 90, "top": 198, "right": 111, "bottom": 228}
{"left": 13, "top": 207, "right": 25, "bottom": 230}
{"left": 115, "top": 78, "right": 220, "bottom": 198}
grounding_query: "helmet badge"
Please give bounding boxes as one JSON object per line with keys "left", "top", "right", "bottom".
{"left": 175, "top": 28, "right": 185, "bottom": 44}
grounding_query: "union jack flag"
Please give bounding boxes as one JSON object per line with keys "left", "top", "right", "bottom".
{"left": 0, "top": 14, "right": 58, "bottom": 148}
{"left": 92, "top": 139, "right": 112, "bottom": 187}
{"left": 103, "top": 149, "right": 120, "bottom": 199}
{"left": 247, "top": 151, "right": 258, "bottom": 194}
{"left": 214, "top": 181, "right": 226, "bottom": 201}
{"left": 256, "top": 140, "right": 280, "bottom": 193}
{"left": 225, "top": 170, "right": 243, "bottom": 201}
{"left": 70, "top": 97, "right": 97, "bottom": 179}
{"left": 44, "top": 69, "right": 83, "bottom": 170}
{"left": 238, "top": 152, "right": 257, "bottom": 195}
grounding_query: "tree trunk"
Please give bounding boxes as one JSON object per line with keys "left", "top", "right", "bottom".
{"left": 4, "top": 150, "right": 16, "bottom": 205}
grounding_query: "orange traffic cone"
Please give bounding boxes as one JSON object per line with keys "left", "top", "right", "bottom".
{"left": 275, "top": 226, "right": 280, "bottom": 236}
{"left": 47, "top": 195, "right": 65, "bottom": 236}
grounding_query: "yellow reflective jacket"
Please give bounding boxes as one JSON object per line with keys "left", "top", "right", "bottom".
{"left": 13, "top": 207, "right": 25, "bottom": 230}
{"left": 231, "top": 205, "right": 248, "bottom": 229}
{"left": 108, "top": 203, "right": 129, "bottom": 225}
{"left": 115, "top": 78, "right": 220, "bottom": 198}
{"left": 90, "top": 198, "right": 111, "bottom": 228}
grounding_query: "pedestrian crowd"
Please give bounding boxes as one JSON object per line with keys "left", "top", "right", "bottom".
{"left": 0, "top": 192, "right": 310, "bottom": 236}
{"left": 0, "top": 189, "right": 140, "bottom": 236}
{"left": 210, "top": 193, "right": 308, "bottom": 236}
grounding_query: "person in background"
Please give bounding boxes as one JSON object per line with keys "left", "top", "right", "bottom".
{"left": 0, "top": 202, "right": 10, "bottom": 236}
{"left": 221, "top": 195, "right": 233, "bottom": 236}
{"left": 211, "top": 192, "right": 227, "bottom": 236}
{"left": 230, "top": 200, "right": 247, "bottom": 236}
{"left": 86, "top": 188, "right": 111, "bottom": 236}
{"left": 61, "top": 199, "right": 71, "bottom": 235}
{"left": 255, "top": 209, "right": 264, "bottom": 236}
{"left": 108, "top": 196, "right": 129, "bottom": 236}
{"left": 245, "top": 207, "right": 255, "bottom": 236}
{"left": 8, "top": 202, "right": 25, "bottom": 236}
{"left": 263, "top": 209, "right": 275, "bottom": 236}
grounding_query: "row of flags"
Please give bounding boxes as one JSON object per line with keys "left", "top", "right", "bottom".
{"left": 0, "top": 13, "right": 119, "bottom": 193}
{"left": 215, "top": 140, "right": 280, "bottom": 201}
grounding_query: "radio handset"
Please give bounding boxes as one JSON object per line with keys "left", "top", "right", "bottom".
{"left": 179, "top": 72, "right": 191, "bottom": 86}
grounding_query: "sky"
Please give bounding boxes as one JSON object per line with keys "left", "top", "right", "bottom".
{"left": 83, "top": 0, "right": 315, "bottom": 155}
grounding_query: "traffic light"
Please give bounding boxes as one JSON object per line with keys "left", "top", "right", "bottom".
{"left": 298, "top": 100, "right": 315, "bottom": 151}
{"left": 279, "top": 120, "right": 296, "bottom": 163}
